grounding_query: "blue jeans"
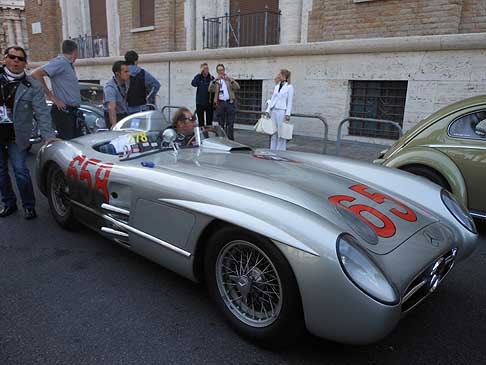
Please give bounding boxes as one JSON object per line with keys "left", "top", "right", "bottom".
{"left": 0, "top": 143, "right": 35, "bottom": 209}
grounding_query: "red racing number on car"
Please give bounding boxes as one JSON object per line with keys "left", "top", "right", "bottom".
{"left": 67, "top": 155, "right": 114, "bottom": 201}
{"left": 329, "top": 184, "right": 417, "bottom": 238}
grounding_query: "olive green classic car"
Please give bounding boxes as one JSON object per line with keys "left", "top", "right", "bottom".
{"left": 375, "top": 95, "right": 486, "bottom": 220}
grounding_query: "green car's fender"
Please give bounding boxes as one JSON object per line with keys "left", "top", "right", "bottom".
{"left": 382, "top": 146, "right": 468, "bottom": 207}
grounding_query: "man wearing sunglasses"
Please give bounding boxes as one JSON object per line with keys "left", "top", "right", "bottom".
{"left": 166, "top": 107, "right": 198, "bottom": 147}
{"left": 0, "top": 46, "right": 56, "bottom": 219}
{"left": 32, "top": 40, "right": 81, "bottom": 140}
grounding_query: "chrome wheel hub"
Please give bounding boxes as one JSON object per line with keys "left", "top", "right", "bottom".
{"left": 216, "top": 240, "right": 282, "bottom": 328}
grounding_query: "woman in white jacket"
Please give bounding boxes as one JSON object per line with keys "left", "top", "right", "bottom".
{"left": 265, "top": 69, "right": 294, "bottom": 151}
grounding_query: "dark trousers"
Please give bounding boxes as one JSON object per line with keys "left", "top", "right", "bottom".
{"left": 51, "top": 106, "right": 79, "bottom": 140}
{"left": 215, "top": 101, "right": 236, "bottom": 140}
{"left": 0, "top": 143, "right": 35, "bottom": 209}
{"left": 196, "top": 104, "right": 213, "bottom": 127}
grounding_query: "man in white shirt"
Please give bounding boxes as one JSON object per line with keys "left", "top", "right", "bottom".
{"left": 209, "top": 64, "right": 240, "bottom": 140}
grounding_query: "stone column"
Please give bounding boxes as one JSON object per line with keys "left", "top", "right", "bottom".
{"left": 6, "top": 19, "right": 15, "bottom": 46}
{"left": 106, "top": 0, "right": 120, "bottom": 56}
{"left": 14, "top": 18, "right": 23, "bottom": 47}
{"left": 60, "top": 0, "right": 91, "bottom": 39}
{"left": 300, "top": 0, "right": 313, "bottom": 43}
{"left": 184, "top": 0, "right": 196, "bottom": 50}
{"left": 196, "top": 0, "right": 229, "bottom": 50}
{"left": 80, "top": 0, "right": 91, "bottom": 35}
{"left": 279, "top": 0, "right": 303, "bottom": 44}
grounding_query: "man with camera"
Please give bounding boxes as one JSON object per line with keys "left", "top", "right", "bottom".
{"left": 0, "top": 46, "right": 57, "bottom": 219}
{"left": 208, "top": 64, "right": 240, "bottom": 140}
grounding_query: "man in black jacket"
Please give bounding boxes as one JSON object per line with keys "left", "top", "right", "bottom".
{"left": 0, "top": 46, "right": 57, "bottom": 219}
{"left": 191, "top": 63, "right": 214, "bottom": 126}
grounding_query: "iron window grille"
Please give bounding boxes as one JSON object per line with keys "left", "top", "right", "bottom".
{"left": 349, "top": 81, "right": 408, "bottom": 139}
{"left": 235, "top": 80, "right": 263, "bottom": 125}
{"left": 203, "top": 8, "right": 281, "bottom": 49}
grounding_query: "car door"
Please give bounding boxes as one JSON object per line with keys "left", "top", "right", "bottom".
{"left": 440, "top": 108, "right": 486, "bottom": 213}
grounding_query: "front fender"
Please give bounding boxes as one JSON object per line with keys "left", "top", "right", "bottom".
{"left": 382, "top": 146, "right": 468, "bottom": 207}
{"left": 160, "top": 199, "right": 324, "bottom": 257}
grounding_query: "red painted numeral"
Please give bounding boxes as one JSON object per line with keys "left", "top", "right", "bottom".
{"left": 67, "top": 155, "right": 86, "bottom": 181}
{"left": 94, "top": 163, "right": 113, "bottom": 201}
{"left": 329, "top": 195, "right": 397, "bottom": 238}
{"left": 329, "top": 184, "right": 417, "bottom": 238}
{"left": 80, "top": 159, "right": 101, "bottom": 188}
{"left": 350, "top": 184, "right": 417, "bottom": 222}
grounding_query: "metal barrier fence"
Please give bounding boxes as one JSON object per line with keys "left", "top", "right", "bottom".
{"left": 160, "top": 106, "right": 405, "bottom": 156}
{"left": 203, "top": 8, "right": 281, "bottom": 49}
{"left": 234, "top": 110, "right": 329, "bottom": 154}
{"left": 335, "top": 117, "right": 403, "bottom": 156}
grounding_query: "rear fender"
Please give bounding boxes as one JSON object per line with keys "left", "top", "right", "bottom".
{"left": 382, "top": 146, "right": 468, "bottom": 207}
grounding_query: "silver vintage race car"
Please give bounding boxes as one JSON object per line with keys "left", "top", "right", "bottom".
{"left": 36, "top": 111, "right": 478, "bottom": 346}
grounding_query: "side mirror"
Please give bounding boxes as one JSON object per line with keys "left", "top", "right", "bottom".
{"left": 475, "top": 119, "right": 486, "bottom": 136}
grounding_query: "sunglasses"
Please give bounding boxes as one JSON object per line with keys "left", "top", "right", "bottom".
{"left": 184, "top": 116, "right": 196, "bottom": 122}
{"left": 6, "top": 54, "right": 26, "bottom": 62}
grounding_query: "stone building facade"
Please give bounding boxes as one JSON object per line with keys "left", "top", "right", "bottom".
{"left": 0, "top": 0, "right": 27, "bottom": 55}
{"left": 26, "top": 0, "right": 486, "bottom": 142}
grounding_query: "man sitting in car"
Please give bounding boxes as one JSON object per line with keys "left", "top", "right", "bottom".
{"left": 166, "top": 107, "right": 198, "bottom": 147}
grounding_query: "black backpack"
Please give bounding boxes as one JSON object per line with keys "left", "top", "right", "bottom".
{"left": 127, "top": 69, "right": 146, "bottom": 107}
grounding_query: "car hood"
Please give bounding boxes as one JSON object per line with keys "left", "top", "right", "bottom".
{"left": 140, "top": 148, "right": 438, "bottom": 255}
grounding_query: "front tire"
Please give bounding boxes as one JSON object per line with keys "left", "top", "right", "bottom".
{"left": 204, "top": 226, "right": 304, "bottom": 347}
{"left": 47, "top": 165, "right": 79, "bottom": 230}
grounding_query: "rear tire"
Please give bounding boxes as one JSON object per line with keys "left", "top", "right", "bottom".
{"left": 47, "top": 165, "right": 79, "bottom": 230}
{"left": 204, "top": 226, "right": 304, "bottom": 347}
{"left": 401, "top": 165, "right": 451, "bottom": 191}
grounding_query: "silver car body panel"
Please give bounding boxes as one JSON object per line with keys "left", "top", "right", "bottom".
{"left": 36, "top": 131, "right": 478, "bottom": 344}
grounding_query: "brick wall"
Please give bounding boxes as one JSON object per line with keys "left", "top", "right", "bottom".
{"left": 118, "top": 0, "right": 185, "bottom": 55}
{"left": 308, "top": 0, "right": 486, "bottom": 42}
{"left": 25, "top": 0, "right": 62, "bottom": 61}
{"left": 459, "top": 0, "right": 486, "bottom": 33}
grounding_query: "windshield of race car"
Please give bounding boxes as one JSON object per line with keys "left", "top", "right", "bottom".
{"left": 96, "top": 126, "right": 227, "bottom": 158}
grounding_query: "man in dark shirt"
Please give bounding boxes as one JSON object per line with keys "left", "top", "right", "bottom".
{"left": 0, "top": 46, "right": 56, "bottom": 219}
{"left": 191, "top": 63, "right": 214, "bottom": 126}
{"left": 124, "top": 50, "right": 160, "bottom": 113}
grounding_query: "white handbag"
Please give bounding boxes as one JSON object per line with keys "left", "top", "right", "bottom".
{"left": 278, "top": 121, "right": 294, "bottom": 140}
{"left": 254, "top": 115, "right": 277, "bottom": 135}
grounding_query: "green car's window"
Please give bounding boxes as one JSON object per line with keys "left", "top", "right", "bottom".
{"left": 448, "top": 110, "right": 486, "bottom": 140}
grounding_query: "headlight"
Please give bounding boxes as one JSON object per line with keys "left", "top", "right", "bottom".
{"left": 441, "top": 190, "right": 477, "bottom": 234}
{"left": 337, "top": 234, "right": 398, "bottom": 305}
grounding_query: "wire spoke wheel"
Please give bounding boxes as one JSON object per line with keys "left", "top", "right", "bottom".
{"left": 50, "top": 168, "right": 71, "bottom": 217}
{"left": 216, "top": 240, "right": 283, "bottom": 328}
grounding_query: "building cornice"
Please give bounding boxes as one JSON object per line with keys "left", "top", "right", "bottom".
{"left": 29, "top": 32, "right": 486, "bottom": 67}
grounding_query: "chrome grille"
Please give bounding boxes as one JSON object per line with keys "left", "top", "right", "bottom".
{"left": 402, "top": 248, "right": 457, "bottom": 313}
